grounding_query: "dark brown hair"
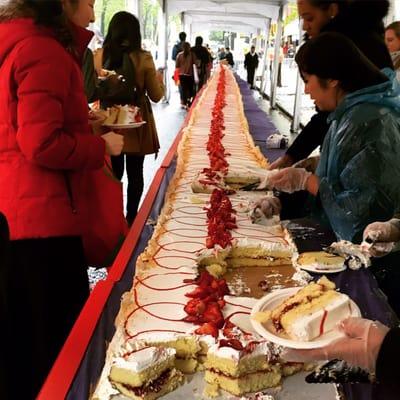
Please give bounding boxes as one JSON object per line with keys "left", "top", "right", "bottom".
{"left": 182, "top": 42, "right": 191, "bottom": 57}
{"left": 0, "top": 0, "right": 78, "bottom": 49}
{"left": 296, "top": 32, "right": 388, "bottom": 93}
{"left": 103, "top": 11, "right": 142, "bottom": 69}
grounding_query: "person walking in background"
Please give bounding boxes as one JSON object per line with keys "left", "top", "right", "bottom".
{"left": 218, "top": 47, "right": 226, "bottom": 61}
{"left": 172, "top": 31, "right": 187, "bottom": 106}
{"left": 176, "top": 42, "right": 197, "bottom": 109}
{"left": 225, "top": 47, "right": 234, "bottom": 67}
{"left": 191, "top": 36, "right": 212, "bottom": 90}
{"left": 244, "top": 45, "right": 259, "bottom": 89}
{"left": 385, "top": 21, "right": 400, "bottom": 80}
{"left": 94, "top": 12, "right": 164, "bottom": 225}
{"left": 172, "top": 31, "right": 186, "bottom": 61}
{"left": 0, "top": 0, "right": 124, "bottom": 398}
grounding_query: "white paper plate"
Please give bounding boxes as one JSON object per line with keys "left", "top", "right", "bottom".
{"left": 297, "top": 262, "right": 347, "bottom": 274}
{"left": 103, "top": 121, "right": 146, "bottom": 129}
{"left": 251, "top": 287, "right": 361, "bottom": 349}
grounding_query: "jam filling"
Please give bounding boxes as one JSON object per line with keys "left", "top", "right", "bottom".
{"left": 119, "top": 369, "right": 172, "bottom": 396}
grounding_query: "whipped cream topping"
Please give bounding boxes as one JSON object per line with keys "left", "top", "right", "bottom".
{"left": 112, "top": 346, "right": 175, "bottom": 373}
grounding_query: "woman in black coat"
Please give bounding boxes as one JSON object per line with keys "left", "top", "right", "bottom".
{"left": 270, "top": 0, "right": 393, "bottom": 169}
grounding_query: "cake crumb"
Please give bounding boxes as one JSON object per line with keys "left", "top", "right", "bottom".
{"left": 204, "top": 382, "right": 220, "bottom": 398}
{"left": 206, "top": 263, "right": 227, "bottom": 278}
{"left": 291, "top": 270, "right": 313, "bottom": 286}
{"left": 190, "top": 195, "right": 206, "bottom": 204}
{"left": 228, "top": 274, "right": 251, "bottom": 296}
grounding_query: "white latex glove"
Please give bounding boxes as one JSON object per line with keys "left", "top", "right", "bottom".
{"left": 282, "top": 317, "right": 390, "bottom": 372}
{"left": 362, "top": 219, "right": 400, "bottom": 257}
{"left": 245, "top": 167, "right": 281, "bottom": 190}
{"left": 268, "top": 154, "right": 294, "bottom": 170}
{"left": 251, "top": 196, "right": 282, "bottom": 221}
{"left": 245, "top": 166, "right": 270, "bottom": 180}
{"left": 102, "top": 132, "right": 124, "bottom": 156}
{"left": 267, "top": 167, "right": 311, "bottom": 194}
{"left": 293, "top": 156, "right": 320, "bottom": 173}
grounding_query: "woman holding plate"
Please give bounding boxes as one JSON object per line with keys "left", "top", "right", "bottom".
{"left": 94, "top": 11, "right": 164, "bottom": 225}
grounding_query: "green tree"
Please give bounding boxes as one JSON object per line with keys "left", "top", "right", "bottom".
{"left": 209, "top": 31, "right": 225, "bottom": 44}
{"left": 141, "top": 0, "right": 160, "bottom": 42}
{"left": 94, "top": 0, "right": 126, "bottom": 36}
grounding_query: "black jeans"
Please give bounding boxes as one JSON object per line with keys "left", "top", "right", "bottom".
{"left": 247, "top": 67, "right": 256, "bottom": 87}
{"left": 179, "top": 74, "right": 194, "bottom": 107}
{"left": 111, "top": 153, "right": 145, "bottom": 224}
{"left": 0, "top": 236, "right": 89, "bottom": 399}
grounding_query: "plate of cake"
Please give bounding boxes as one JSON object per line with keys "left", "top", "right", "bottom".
{"left": 251, "top": 276, "right": 361, "bottom": 349}
{"left": 295, "top": 251, "right": 346, "bottom": 274}
{"left": 102, "top": 105, "right": 146, "bottom": 129}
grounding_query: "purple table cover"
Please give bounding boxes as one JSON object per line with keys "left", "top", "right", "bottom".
{"left": 234, "top": 74, "right": 287, "bottom": 163}
{"left": 65, "top": 76, "right": 398, "bottom": 400}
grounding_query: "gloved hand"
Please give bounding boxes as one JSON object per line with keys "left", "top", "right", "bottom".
{"left": 363, "top": 219, "right": 400, "bottom": 257}
{"left": 251, "top": 196, "right": 282, "bottom": 221}
{"left": 282, "top": 317, "right": 390, "bottom": 372}
{"left": 267, "top": 167, "right": 312, "bottom": 194}
{"left": 293, "top": 156, "right": 320, "bottom": 173}
{"left": 268, "top": 154, "right": 294, "bottom": 170}
{"left": 245, "top": 166, "right": 270, "bottom": 181}
{"left": 245, "top": 166, "right": 280, "bottom": 190}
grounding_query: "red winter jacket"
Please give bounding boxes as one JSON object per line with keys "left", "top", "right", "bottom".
{"left": 0, "top": 19, "right": 105, "bottom": 240}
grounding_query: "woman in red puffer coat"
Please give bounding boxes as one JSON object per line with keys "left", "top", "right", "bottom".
{"left": 0, "top": 1, "right": 123, "bottom": 398}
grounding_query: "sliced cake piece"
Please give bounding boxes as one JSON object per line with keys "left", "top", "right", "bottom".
{"left": 295, "top": 251, "right": 345, "bottom": 271}
{"left": 131, "top": 333, "right": 202, "bottom": 374}
{"left": 204, "top": 321, "right": 281, "bottom": 396}
{"left": 270, "top": 276, "right": 353, "bottom": 341}
{"left": 109, "top": 346, "right": 184, "bottom": 400}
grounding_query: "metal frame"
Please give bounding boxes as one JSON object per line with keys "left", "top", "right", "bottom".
{"left": 270, "top": 4, "right": 283, "bottom": 109}
{"left": 291, "top": 18, "right": 304, "bottom": 132}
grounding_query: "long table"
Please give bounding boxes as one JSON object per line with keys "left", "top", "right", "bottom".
{"left": 38, "top": 75, "right": 398, "bottom": 400}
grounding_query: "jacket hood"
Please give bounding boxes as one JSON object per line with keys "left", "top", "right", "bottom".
{"left": 0, "top": 18, "right": 44, "bottom": 66}
{"left": 328, "top": 69, "right": 400, "bottom": 123}
{"left": 0, "top": 18, "right": 92, "bottom": 66}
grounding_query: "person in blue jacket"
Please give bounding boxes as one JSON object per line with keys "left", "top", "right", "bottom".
{"left": 256, "top": 32, "right": 400, "bottom": 243}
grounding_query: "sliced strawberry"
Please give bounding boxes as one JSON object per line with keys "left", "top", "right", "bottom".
{"left": 217, "top": 299, "right": 226, "bottom": 309}
{"left": 206, "top": 237, "right": 214, "bottom": 249}
{"left": 185, "top": 287, "right": 209, "bottom": 299}
{"left": 184, "top": 298, "right": 206, "bottom": 315}
{"left": 197, "top": 271, "right": 214, "bottom": 288}
{"left": 219, "top": 339, "right": 244, "bottom": 351}
{"left": 195, "top": 322, "right": 219, "bottom": 338}
{"left": 182, "top": 315, "right": 201, "bottom": 324}
{"left": 203, "top": 303, "right": 224, "bottom": 328}
{"left": 202, "top": 293, "right": 219, "bottom": 304}
{"left": 225, "top": 221, "right": 237, "bottom": 230}
{"left": 222, "top": 320, "right": 237, "bottom": 338}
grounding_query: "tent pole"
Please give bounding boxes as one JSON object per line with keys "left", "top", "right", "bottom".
{"left": 259, "top": 17, "right": 271, "bottom": 94}
{"left": 270, "top": 4, "right": 283, "bottom": 109}
{"left": 291, "top": 18, "right": 304, "bottom": 132}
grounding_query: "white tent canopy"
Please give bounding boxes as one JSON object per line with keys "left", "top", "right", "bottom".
{"left": 166, "top": 0, "right": 288, "bottom": 21}
{"left": 160, "top": 0, "right": 288, "bottom": 34}
{"left": 151, "top": 0, "right": 300, "bottom": 129}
